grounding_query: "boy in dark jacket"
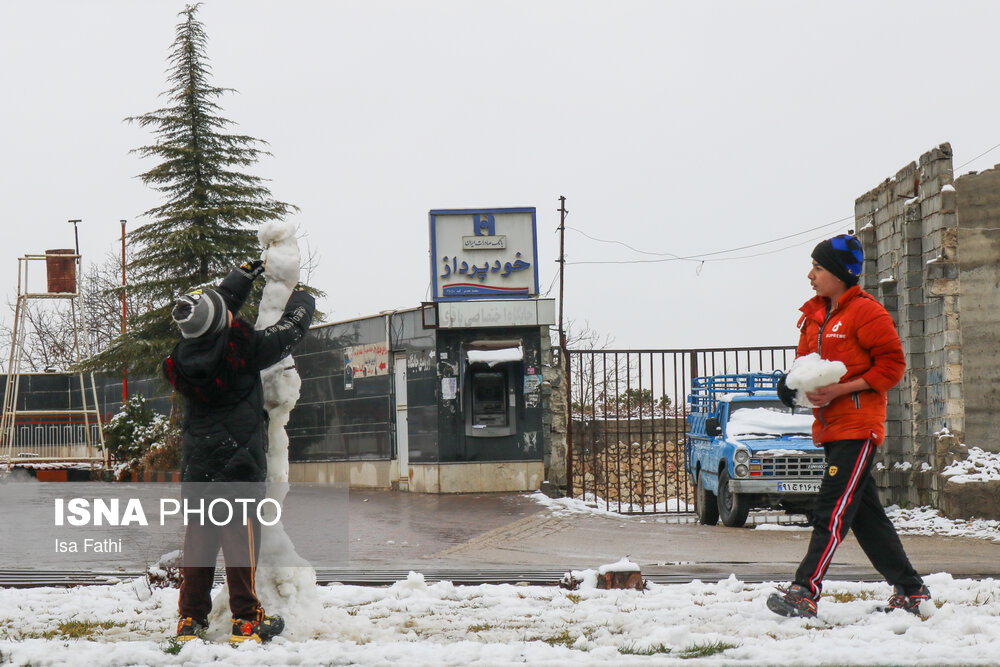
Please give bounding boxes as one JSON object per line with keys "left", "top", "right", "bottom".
{"left": 164, "top": 260, "right": 315, "bottom": 644}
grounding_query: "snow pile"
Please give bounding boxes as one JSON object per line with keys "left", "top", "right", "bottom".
{"left": 726, "top": 407, "right": 814, "bottom": 438}
{"left": 599, "top": 557, "right": 641, "bottom": 574}
{"left": 560, "top": 558, "right": 641, "bottom": 591}
{"left": 4, "top": 573, "right": 1000, "bottom": 664}
{"left": 527, "top": 492, "right": 1000, "bottom": 545}
{"left": 885, "top": 505, "right": 1000, "bottom": 543}
{"left": 528, "top": 491, "right": 692, "bottom": 516}
{"left": 784, "top": 353, "right": 846, "bottom": 408}
{"left": 941, "top": 447, "right": 1000, "bottom": 484}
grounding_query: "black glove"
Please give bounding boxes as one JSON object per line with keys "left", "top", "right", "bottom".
{"left": 239, "top": 259, "right": 266, "bottom": 280}
{"left": 217, "top": 260, "right": 264, "bottom": 314}
{"left": 776, "top": 372, "right": 796, "bottom": 409}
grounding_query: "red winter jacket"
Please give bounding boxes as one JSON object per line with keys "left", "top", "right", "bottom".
{"left": 795, "top": 286, "right": 905, "bottom": 445}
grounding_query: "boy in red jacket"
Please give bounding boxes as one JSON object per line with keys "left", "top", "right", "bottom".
{"left": 768, "top": 234, "right": 929, "bottom": 618}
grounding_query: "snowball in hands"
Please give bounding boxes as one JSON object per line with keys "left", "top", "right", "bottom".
{"left": 785, "top": 353, "right": 847, "bottom": 408}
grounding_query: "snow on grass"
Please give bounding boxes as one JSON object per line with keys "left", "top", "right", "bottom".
{"left": 1, "top": 572, "right": 999, "bottom": 665}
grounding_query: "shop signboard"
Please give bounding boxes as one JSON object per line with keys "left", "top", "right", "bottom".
{"left": 429, "top": 207, "right": 539, "bottom": 301}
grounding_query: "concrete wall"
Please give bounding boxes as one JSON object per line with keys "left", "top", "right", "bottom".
{"left": 408, "top": 461, "right": 544, "bottom": 494}
{"left": 288, "top": 460, "right": 394, "bottom": 488}
{"left": 953, "top": 168, "right": 1000, "bottom": 452}
{"left": 855, "top": 142, "right": 1000, "bottom": 511}
{"left": 282, "top": 448, "right": 548, "bottom": 494}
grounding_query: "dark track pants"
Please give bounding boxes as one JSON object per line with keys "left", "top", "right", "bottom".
{"left": 794, "top": 439, "right": 923, "bottom": 599}
{"left": 178, "top": 516, "right": 263, "bottom": 622}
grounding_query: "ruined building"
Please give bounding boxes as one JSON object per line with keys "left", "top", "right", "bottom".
{"left": 855, "top": 143, "right": 1000, "bottom": 516}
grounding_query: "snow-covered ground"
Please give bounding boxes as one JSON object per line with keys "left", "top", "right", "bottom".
{"left": 1, "top": 570, "right": 999, "bottom": 666}
{"left": 3, "top": 494, "right": 1000, "bottom": 665}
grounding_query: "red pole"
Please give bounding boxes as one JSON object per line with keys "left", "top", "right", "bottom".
{"left": 121, "top": 220, "right": 128, "bottom": 402}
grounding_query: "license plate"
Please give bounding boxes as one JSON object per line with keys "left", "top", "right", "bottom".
{"left": 778, "top": 482, "right": 820, "bottom": 493}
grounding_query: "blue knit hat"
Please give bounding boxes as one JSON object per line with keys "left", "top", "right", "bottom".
{"left": 812, "top": 234, "right": 864, "bottom": 286}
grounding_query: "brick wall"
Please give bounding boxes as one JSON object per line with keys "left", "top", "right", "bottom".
{"left": 855, "top": 142, "right": 1000, "bottom": 509}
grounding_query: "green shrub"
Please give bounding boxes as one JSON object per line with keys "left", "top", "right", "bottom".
{"left": 105, "top": 395, "right": 180, "bottom": 479}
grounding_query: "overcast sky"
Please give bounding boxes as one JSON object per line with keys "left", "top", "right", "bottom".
{"left": 2, "top": 1, "right": 998, "bottom": 351}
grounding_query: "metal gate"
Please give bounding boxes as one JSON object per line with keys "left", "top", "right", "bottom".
{"left": 566, "top": 346, "right": 795, "bottom": 514}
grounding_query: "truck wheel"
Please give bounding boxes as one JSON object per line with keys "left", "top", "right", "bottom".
{"left": 717, "top": 468, "right": 750, "bottom": 528}
{"left": 695, "top": 471, "right": 719, "bottom": 525}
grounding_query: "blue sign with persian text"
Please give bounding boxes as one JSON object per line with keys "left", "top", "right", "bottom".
{"left": 429, "top": 208, "right": 539, "bottom": 301}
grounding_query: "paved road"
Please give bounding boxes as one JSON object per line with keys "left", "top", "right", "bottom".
{"left": 342, "top": 490, "right": 1000, "bottom": 582}
{"left": 3, "top": 485, "right": 999, "bottom": 585}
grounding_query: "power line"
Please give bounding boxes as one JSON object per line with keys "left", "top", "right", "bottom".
{"left": 563, "top": 138, "right": 1000, "bottom": 268}
{"left": 955, "top": 141, "right": 1000, "bottom": 172}
{"left": 565, "top": 215, "right": 852, "bottom": 265}
{"left": 567, "top": 228, "right": 836, "bottom": 266}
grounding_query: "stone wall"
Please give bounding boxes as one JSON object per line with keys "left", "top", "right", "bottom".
{"left": 542, "top": 331, "right": 568, "bottom": 487}
{"left": 855, "top": 142, "right": 1000, "bottom": 516}
{"left": 572, "top": 439, "right": 691, "bottom": 509}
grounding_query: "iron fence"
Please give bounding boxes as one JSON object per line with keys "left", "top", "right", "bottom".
{"left": 566, "top": 346, "right": 796, "bottom": 514}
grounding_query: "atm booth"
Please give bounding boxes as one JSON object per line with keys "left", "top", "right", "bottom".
{"left": 285, "top": 208, "right": 556, "bottom": 493}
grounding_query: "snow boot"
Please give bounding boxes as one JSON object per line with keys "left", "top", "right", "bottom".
{"left": 882, "top": 584, "right": 931, "bottom": 615}
{"left": 767, "top": 584, "right": 818, "bottom": 618}
{"left": 176, "top": 616, "right": 208, "bottom": 642}
{"left": 230, "top": 614, "right": 285, "bottom": 644}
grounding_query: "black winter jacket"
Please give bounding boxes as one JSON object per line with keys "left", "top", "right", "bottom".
{"left": 163, "top": 290, "right": 315, "bottom": 483}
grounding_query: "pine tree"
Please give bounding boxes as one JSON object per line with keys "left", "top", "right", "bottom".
{"left": 87, "top": 3, "right": 297, "bottom": 376}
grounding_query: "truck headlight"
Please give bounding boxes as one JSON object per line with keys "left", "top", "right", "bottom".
{"left": 734, "top": 448, "right": 749, "bottom": 464}
{"left": 735, "top": 463, "right": 749, "bottom": 478}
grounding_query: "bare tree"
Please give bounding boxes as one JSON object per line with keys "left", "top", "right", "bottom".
{"left": 0, "top": 251, "right": 138, "bottom": 373}
{"left": 564, "top": 320, "right": 674, "bottom": 420}
{"left": 564, "top": 319, "right": 615, "bottom": 418}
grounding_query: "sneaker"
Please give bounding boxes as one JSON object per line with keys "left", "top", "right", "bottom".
{"left": 230, "top": 614, "right": 285, "bottom": 644}
{"left": 176, "top": 616, "right": 208, "bottom": 642}
{"left": 883, "top": 584, "right": 931, "bottom": 615}
{"left": 767, "top": 584, "right": 818, "bottom": 618}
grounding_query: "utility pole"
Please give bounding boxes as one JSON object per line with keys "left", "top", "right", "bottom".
{"left": 67, "top": 219, "right": 81, "bottom": 256}
{"left": 557, "top": 196, "right": 567, "bottom": 350}
{"left": 120, "top": 220, "right": 128, "bottom": 402}
{"left": 557, "top": 196, "right": 573, "bottom": 496}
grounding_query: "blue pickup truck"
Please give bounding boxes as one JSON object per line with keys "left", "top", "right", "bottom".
{"left": 685, "top": 372, "right": 825, "bottom": 527}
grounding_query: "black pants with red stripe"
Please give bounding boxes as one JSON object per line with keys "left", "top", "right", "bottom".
{"left": 794, "top": 439, "right": 924, "bottom": 599}
{"left": 179, "top": 516, "right": 263, "bottom": 622}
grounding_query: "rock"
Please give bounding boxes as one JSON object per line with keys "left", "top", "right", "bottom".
{"left": 939, "top": 478, "right": 1000, "bottom": 520}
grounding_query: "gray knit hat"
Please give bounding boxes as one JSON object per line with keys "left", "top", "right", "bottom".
{"left": 171, "top": 288, "right": 228, "bottom": 339}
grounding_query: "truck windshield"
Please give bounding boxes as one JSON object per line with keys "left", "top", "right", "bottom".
{"left": 726, "top": 400, "right": 814, "bottom": 438}
{"left": 727, "top": 399, "right": 791, "bottom": 416}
